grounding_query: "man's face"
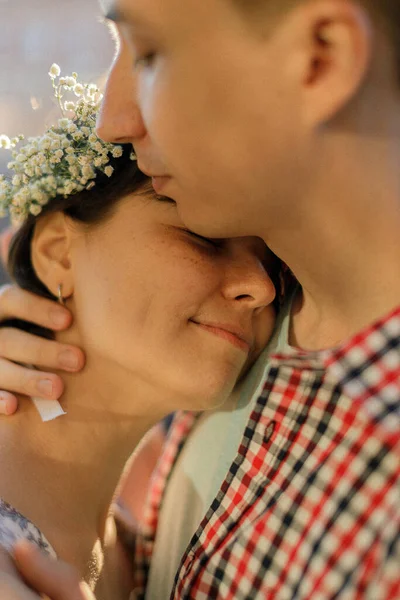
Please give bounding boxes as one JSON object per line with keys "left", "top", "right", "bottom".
{"left": 98, "top": 0, "right": 305, "bottom": 238}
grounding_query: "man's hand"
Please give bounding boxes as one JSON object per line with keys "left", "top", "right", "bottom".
{"left": 7, "top": 541, "right": 96, "bottom": 599}
{"left": 0, "top": 285, "right": 85, "bottom": 415}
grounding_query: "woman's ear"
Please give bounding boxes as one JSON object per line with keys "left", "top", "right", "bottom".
{"left": 31, "top": 212, "right": 75, "bottom": 299}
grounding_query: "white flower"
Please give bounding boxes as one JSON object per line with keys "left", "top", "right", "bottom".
{"left": 104, "top": 166, "right": 114, "bottom": 177}
{"left": 130, "top": 152, "right": 137, "bottom": 161}
{"left": 67, "top": 123, "right": 77, "bottom": 134}
{"left": 16, "top": 154, "right": 27, "bottom": 163}
{"left": 30, "top": 203, "right": 43, "bottom": 216}
{"left": 74, "top": 83, "right": 85, "bottom": 97}
{"left": 87, "top": 84, "right": 98, "bottom": 96}
{"left": 112, "top": 146, "right": 123, "bottom": 158}
{"left": 64, "top": 101, "right": 75, "bottom": 111}
{"left": 82, "top": 165, "right": 95, "bottom": 179}
{"left": 49, "top": 63, "right": 61, "bottom": 78}
{"left": 69, "top": 166, "right": 80, "bottom": 178}
{"left": 64, "top": 76, "right": 77, "bottom": 87}
{"left": 40, "top": 136, "right": 53, "bottom": 150}
{"left": 0, "top": 135, "right": 11, "bottom": 149}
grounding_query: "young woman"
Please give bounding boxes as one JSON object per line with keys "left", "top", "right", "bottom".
{"left": 0, "top": 73, "right": 278, "bottom": 599}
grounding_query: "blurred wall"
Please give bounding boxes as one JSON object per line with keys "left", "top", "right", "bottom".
{"left": 0, "top": 0, "right": 115, "bottom": 283}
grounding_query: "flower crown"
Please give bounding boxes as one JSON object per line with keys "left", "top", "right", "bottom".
{"left": 0, "top": 64, "right": 136, "bottom": 225}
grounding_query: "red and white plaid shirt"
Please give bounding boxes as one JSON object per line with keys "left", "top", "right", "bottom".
{"left": 132, "top": 306, "right": 400, "bottom": 599}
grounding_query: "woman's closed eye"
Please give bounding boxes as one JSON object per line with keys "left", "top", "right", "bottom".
{"left": 184, "top": 229, "right": 223, "bottom": 250}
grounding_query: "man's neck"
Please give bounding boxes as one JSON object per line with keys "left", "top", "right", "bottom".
{"left": 266, "top": 133, "right": 400, "bottom": 350}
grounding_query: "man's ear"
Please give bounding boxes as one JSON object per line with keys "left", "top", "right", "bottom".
{"left": 297, "top": 0, "right": 373, "bottom": 125}
{"left": 31, "top": 212, "right": 75, "bottom": 299}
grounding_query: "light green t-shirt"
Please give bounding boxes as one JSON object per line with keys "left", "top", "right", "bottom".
{"left": 146, "top": 302, "right": 292, "bottom": 600}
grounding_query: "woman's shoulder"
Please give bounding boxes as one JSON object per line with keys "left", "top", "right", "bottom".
{"left": 0, "top": 498, "right": 56, "bottom": 558}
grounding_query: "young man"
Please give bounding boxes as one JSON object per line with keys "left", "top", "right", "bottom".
{"left": 0, "top": 0, "right": 399, "bottom": 598}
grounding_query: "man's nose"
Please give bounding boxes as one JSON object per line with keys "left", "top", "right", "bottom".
{"left": 96, "top": 50, "right": 147, "bottom": 144}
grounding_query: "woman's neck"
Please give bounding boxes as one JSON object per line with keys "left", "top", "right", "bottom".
{"left": 0, "top": 354, "right": 161, "bottom": 585}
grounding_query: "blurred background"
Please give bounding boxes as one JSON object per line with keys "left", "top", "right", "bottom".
{"left": 0, "top": 0, "right": 115, "bottom": 283}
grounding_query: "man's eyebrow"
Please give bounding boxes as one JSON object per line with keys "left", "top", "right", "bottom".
{"left": 99, "top": 2, "right": 123, "bottom": 23}
{"left": 99, "top": 1, "right": 147, "bottom": 27}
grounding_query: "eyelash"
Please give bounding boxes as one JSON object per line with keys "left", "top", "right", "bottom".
{"left": 185, "top": 230, "right": 222, "bottom": 250}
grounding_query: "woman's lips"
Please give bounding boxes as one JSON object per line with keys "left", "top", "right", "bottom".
{"left": 193, "top": 322, "right": 251, "bottom": 353}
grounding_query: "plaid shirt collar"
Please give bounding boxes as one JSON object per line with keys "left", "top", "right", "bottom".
{"left": 271, "top": 304, "right": 400, "bottom": 450}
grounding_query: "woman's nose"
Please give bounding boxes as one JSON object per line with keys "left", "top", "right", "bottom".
{"left": 222, "top": 249, "right": 276, "bottom": 313}
{"left": 96, "top": 49, "right": 147, "bottom": 144}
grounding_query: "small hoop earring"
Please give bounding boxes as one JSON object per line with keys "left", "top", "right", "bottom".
{"left": 57, "top": 284, "right": 66, "bottom": 306}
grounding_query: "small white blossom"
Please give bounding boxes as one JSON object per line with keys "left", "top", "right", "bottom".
{"left": 0, "top": 135, "right": 11, "bottom": 149}
{"left": 82, "top": 165, "right": 95, "bottom": 179}
{"left": 74, "top": 83, "right": 85, "bottom": 97}
{"left": 104, "top": 166, "right": 114, "bottom": 177}
{"left": 67, "top": 123, "right": 77, "bottom": 134}
{"left": 112, "top": 146, "right": 123, "bottom": 158}
{"left": 49, "top": 63, "right": 61, "bottom": 78}
{"left": 64, "top": 76, "right": 77, "bottom": 87}
{"left": 64, "top": 101, "right": 75, "bottom": 111}
{"left": 30, "top": 203, "right": 43, "bottom": 216}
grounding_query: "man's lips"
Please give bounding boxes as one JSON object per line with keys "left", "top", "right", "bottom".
{"left": 151, "top": 175, "right": 172, "bottom": 194}
{"left": 137, "top": 163, "right": 172, "bottom": 193}
{"left": 191, "top": 320, "right": 253, "bottom": 353}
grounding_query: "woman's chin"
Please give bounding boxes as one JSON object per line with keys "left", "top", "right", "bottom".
{"left": 174, "top": 371, "right": 240, "bottom": 413}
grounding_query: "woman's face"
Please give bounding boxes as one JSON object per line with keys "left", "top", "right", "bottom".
{"left": 68, "top": 191, "right": 277, "bottom": 413}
